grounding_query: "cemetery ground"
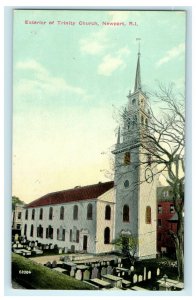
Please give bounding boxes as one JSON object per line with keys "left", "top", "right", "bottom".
{"left": 12, "top": 248, "right": 182, "bottom": 291}
{"left": 12, "top": 236, "right": 182, "bottom": 291}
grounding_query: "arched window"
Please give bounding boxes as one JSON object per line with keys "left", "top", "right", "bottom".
{"left": 132, "top": 98, "right": 136, "bottom": 105}
{"left": 123, "top": 205, "right": 130, "bottom": 222}
{"left": 141, "top": 115, "right": 144, "bottom": 125}
{"left": 49, "top": 207, "right": 53, "bottom": 220}
{"left": 39, "top": 208, "right": 43, "bottom": 220}
{"left": 145, "top": 118, "right": 148, "bottom": 127}
{"left": 32, "top": 209, "right": 35, "bottom": 220}
{"left": 124, "top": 152, "right": 131, "bottom": 165}
{"left": 25, "top": 209, "right": 28, "bottom": 220}
{"left": 104, "top": 227, "right": 110, "bottom": 244}
{"left": 30, "top": 224, "right": 34, "bottom": 237}
{"left": 105, "top": 205, "right": 111, "bottom": 220}
{"left": 146, "top": 206, "right": 151, "bottom": 224}
{"left": 73, "top": 205, "right": 78, "bottom": 220}
{"left": 87, "top": 203, "right": 93, "bottom": 220}
{"left": 46, "top": 225, "right": 53, "bottom": 239}
{"left": 37, "top": 225, "right": 43, "bottom": 238}
{"left": 60, "top": 206, "right": 64, "bottom": 220}
{"left": 24, "top": 224, "right": 27, "bottom": 236}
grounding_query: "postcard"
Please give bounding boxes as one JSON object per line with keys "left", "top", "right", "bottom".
{"left": 12, "top": 9, "right": 186, "bottom": 292}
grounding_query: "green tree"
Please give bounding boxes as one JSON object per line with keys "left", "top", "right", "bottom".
{"left": 112, "top": 233, "right": 138, "bottom": 265}
{"left": 12, "top": 196, "right": 25, "bottom": 210}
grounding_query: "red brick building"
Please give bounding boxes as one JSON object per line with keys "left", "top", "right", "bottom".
{"left": 157, "top": 186, "right": 178, "bottom": 257}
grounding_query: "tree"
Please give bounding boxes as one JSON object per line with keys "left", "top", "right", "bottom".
{"left": 139, "top": 83, "right": 185, "bottom": 281}
{"left": 112, "top": 233, "right": 138, "bottom": 265}
{"left": 12, "top": 196, "right": 25, "bottom": 210}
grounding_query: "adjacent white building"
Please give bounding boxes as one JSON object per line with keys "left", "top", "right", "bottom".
{"left": 21, "top": 51, "right": 157, "bottom": 258}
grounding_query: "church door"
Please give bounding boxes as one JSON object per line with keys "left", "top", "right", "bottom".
{"left": 83, "top": 235, "right": 88, "bottom": 251}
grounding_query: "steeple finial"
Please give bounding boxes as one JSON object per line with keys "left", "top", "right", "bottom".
{"left": 134, "top": 38, "right": 142, "bottom": 92}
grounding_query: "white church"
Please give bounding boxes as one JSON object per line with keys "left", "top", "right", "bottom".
{"left": 21, "top": 51, "right": 157, "bottom": 259}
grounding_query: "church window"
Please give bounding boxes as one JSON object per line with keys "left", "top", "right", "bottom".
{"left": 87, "top": 203, "right": 93, "bottom": 220}
{"left": 30, "top": 224, "right": 34, "bottom": 237}
{"left": 124, "top": 180, "right": 129, "bottom": 188}
{"left": 132, "top": 98, "right": 136, "bottom": 105}
{"left": 57, "top": 228, "right": 59, "bottom": 240}
{"left": 127, "top": 118, "right": 131, "bottom": 129}
{"left": 76, "top": 230, "right": 80, "bottom": 243}
{"left": 18, "top": 212, "right": 21, "bottom": 219}
{"left": 70, "top": 229, "right": 72, "bottom": 242}
{"left": 123, "top": 205, "right": 130, "bottom": 222}
{"left": 124, "top": 152, "right": 131, "bottom": 165}
{"left": 141, "top": 115, "right": 144, "bottom": 125}
{"left": 73, "top": 205, "right": 78, "bottom": 220}
{"left": 37, "top": 225, "right": 43, "bottom": 238}
{"left": 46, "top": 225, "right": 53, "bottom": 239}
{"left": 49, "top": 207, "right": 53, "bottom": 220}
{"left": 24, "top": 224, "right": 27, "bottom": 236}
{"left": 146, "top": 206, "right": 151, "bottom": 224}
{"left": 39, "top": 208, "right": 43, "bottom": 220}
{"left": 145, "top": 118, "right": 148, "bottom": 126}
{"left": 147, "top": 154, "right": 152, "bottom": 166}
{"left": 62, "top": 229, "right": 66, "bottom": 241}
{"left": 25, "top": 209, "right": 28, "bottom": 220}
{"left": 105, "top": 205, "right": 111, "bottom": 220}
{"left": 104, "top": 227, "right": 110, "bottom": 244}
{"left": 60, "top": 206, "right": 64, "bottom": 220}
{"left": 32, "top": 209, "right": 35, "bottom": 220}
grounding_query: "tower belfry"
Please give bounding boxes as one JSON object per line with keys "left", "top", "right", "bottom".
{"left": 112, "top": 45, "right": 157, "bottom": 260}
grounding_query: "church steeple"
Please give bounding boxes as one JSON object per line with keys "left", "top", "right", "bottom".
{"left": 134, "top": 51, "right": 141, "bottom": 92}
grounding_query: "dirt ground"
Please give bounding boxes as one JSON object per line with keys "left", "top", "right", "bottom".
{"left": 29, "top": 254, "right": 64, "bottom": 265}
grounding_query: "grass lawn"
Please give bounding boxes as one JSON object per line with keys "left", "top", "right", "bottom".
{"left": 12, "top": 253, "right": 96, "bottom": 290}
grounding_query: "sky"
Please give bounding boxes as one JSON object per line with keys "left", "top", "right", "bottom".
{"left": 12, "top": 10, "right": 186, "bottom": 203}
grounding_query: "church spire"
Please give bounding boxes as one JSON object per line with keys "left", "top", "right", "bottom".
{"left": 134, "top": 39, "right": 142, "bottom": 92}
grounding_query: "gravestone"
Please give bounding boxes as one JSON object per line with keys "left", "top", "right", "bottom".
{"left": 133, "top": 274, "right": 138, "bottom": 283}
{"left": 45, "top": 261, "right": 51, "bottom": 268}
{"left": 130, "top": 266, "right": 134, "bottom": 272}
{"left": 138, "top": 275, "right": 143, "bottom": 282}
{"left": 107, "top": 266, "right": 112, "bottom": 275}
{"left": 101, "top": 267, "right": 107, "bottom": 276}
{"left": 143, "top": 267, "right": 147, "bottom": 280}
{"left": 52, "top": 260, "right": 57, "bottom": 268}
{"left": 35, "top": 241, "right": 38, "bottom": 247}
{"left": 50, "top": 244, "right": 54, "bottom": 250}
{"left": 157, "top": 268, "right": 160, "bottom": 276}
{"left": 70, "top": 268, "right": 75, "bottom": 277}
{"left": 58, "top": 248, "right": 63, "bottom": 254}
{"left": 91, "top": 267, "right": 98, "bottom": 279}
{"left": 148, "top": 271, "right": 152, "bottom": 279}
{"left": 83, "top": 270, "right": 90, "bottom": 281}
{"left": 75, "top": 270, "right": 82, "bottom": 281}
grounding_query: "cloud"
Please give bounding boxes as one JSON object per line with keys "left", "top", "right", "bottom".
{"left": 79, "top": 29, "right": 109, "bottom": 55}
{"left": 15, "top": 59, "right": 89, "bottom": 99}
{"left": 98, "top": 47, "right": 130, "bottom": 76}
{"left": 156, "top": 43, "right": 185, "bottom": 67}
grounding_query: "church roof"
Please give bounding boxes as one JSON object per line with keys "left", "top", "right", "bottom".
{"left": 26, "top": 181, "right": 114, "bottom": 208}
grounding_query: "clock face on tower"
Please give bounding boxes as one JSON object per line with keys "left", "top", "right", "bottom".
{"left": 145, "top": 168, "right": 153, "bottom": 183}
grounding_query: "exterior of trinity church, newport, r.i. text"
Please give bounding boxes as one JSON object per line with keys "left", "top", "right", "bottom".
{"left": 21, "top": 51, "right": 157, "bottom": 260}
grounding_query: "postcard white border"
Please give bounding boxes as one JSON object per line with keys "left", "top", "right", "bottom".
{"left": 1, "top": 1, "right": 195, "bottom": 299}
